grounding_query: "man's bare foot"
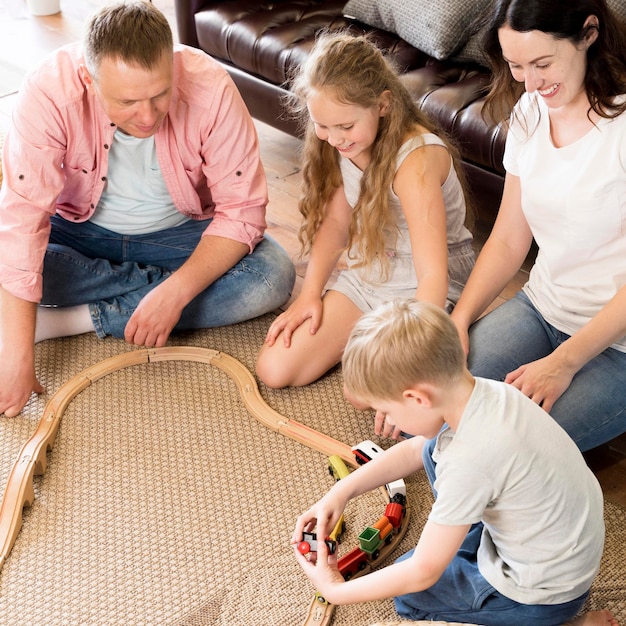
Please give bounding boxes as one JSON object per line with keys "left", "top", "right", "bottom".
{"left": 566, "top": 609, "right": 619, "bottom": 626}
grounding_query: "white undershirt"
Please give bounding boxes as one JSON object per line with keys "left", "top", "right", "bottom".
{"left": 91, "top": 129, "right": 190, "bottom": 234}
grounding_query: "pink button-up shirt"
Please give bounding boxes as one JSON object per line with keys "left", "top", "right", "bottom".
{"left": 0, "top": 43, "right": 268, "bottom": 303}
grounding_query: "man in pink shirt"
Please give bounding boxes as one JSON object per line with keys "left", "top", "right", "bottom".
{"left": 0, "top": 0, "right": 295, "bottom": 417}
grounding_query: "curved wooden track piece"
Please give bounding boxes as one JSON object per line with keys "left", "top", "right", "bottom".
{"left": 0, "top": 346, "right": 411, "bottom": 626}
{"left": 0, "top": 347, "right": 359, "bottom": 571}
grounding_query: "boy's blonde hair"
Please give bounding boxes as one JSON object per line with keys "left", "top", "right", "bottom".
{"left": 83, "top": 0, "right": 173, "bottom": 79}
{"left": 342, "top": 299, "right": 465, "bottom": 402}
{"left": 287, "top": 31, "right": 471, "bottom": 277}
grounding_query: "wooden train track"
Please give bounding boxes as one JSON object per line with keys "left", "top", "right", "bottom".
{"left": 0, "top": 346, "right": 409, "bottom": 625}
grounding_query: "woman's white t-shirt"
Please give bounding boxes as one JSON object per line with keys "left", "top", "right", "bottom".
{"left": 503, "top": 92, "right": 626, "bottom": 352}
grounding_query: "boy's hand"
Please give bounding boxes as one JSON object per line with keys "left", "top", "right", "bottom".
{"left": 291, "top": 490, "right": 348, "bottom": 548}
{"left": 293, "top": 538, "right": 345, "bottom": 602}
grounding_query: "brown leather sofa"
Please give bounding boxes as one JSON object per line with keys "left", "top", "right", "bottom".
{"left": 174, "top": 0, "right": 507, "bottom": 236}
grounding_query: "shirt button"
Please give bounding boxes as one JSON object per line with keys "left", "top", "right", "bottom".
{"left": 104, "top": 144, "right": 109, "bottom": 149}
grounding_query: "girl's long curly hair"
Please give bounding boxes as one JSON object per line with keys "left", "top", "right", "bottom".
{"left": 480, "top": 0, "right": 626, "bottom": 127}
{"left": 286, "top": 31, "right": 468, "bottom": 272}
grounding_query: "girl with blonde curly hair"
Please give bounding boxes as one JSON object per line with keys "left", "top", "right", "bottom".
{"left": 256, "top": 32, "right": 474, "bottom": 389}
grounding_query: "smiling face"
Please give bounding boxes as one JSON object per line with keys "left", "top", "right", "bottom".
{"left": 498, "top": 22, "right": 596, "bottom": 112}
{"left": 82, "top": 52, "right": 173, "bottom": 138}
{"left": 306, "top": 88, "right": 389, "bottom": 170}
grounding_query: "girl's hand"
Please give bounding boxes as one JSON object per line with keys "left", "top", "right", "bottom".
{"left": 264, "top": 293, "right": 323, "bottom": 348}
{"left": 505, "top": 353, "right": 577, "bottom": 413}
{"left": 374, "top": 410, "right": 404, "bottom": 440}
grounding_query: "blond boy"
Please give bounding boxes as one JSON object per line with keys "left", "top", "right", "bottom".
{"left": 293, "top": 299, "right": 611, "bottom": 626}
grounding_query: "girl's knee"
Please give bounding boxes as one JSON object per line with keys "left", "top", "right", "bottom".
{"left": 255, "top": 349, "right": 297, "bottom": 388}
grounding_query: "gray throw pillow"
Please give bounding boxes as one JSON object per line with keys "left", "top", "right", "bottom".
{"left": 343, "top": 0, "right": 491, "bottom": 60}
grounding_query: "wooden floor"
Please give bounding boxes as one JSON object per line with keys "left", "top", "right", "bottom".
{"left": 1, "top": 2, "right": 625, "bottom": 508}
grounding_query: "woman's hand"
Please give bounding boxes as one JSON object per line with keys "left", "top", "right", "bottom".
{"left": 264, "top": 293, "right": 323, "bottom": 348}
{"left": 505, "top": 353, "right": 577, "bottom": 413}
{"left": 450, "top": 315, "right": 471, "bottom": 357}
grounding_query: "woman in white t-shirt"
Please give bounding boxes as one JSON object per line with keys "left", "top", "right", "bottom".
{"left": 451, "top": 0, "right": 626, "bottom": 452}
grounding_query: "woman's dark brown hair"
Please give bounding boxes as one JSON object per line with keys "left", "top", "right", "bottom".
{"left": 481, "top": 0, "right": 626, "bottom": 124}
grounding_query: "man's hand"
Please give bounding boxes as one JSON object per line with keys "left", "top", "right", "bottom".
{"left": 124, "top": 280, "right": 185, "bottom": 347}
{"left": 0, "top": 350, "right": 44, "bottom": 417}
{"left": 0, "top": 288, "right": 44, "bottom": 416}
{"left": 123, "top": 235, "right": 249, "bottom": 347}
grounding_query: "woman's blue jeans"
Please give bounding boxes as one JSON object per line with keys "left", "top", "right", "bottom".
{"left": 393, "top": 435, "right": 589, "bottom": 625}
{"left": 41, "top": 216, "right": 296, "bottom": 339}
{"left": 467, "top": 290, "right": 626, "bottom": 452}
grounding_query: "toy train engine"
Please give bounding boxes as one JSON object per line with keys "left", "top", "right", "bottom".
{"left": 384, "top": 493, "right": 406, "bottom": 528}
{"left": 297, "top": 531, "right": 337, "bottom": 556}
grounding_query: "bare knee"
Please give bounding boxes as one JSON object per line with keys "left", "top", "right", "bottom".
{"left": 256, "top": 348, "right": 297, "bottom": 388}
{"left": 256, "top": 362, "right": 289, "bottom": 388}
{"left": 256, "top": 342, "right": 332, "bottom": 388}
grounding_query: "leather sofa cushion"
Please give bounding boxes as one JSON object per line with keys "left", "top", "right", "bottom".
{"left": 193, "top": 0, "right": 425, "bottom": 86}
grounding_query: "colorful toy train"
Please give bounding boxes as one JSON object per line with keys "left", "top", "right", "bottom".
{"left": 351, "top": 440, "right": 407, "bottom": 500}
{"left": 337, "top": 492, "right": 406, "bottom": 580}
{"left": 299, "top": 441, "right": 408, "bottom": 583}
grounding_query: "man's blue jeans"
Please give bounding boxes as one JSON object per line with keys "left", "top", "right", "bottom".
{"left": 467, "top": 290, "right": 626, "bottom": 452}
{"left": 42, "top": 216, "right": 296, "bottom": 338}
{"left": 393, "top": 434, "right": 589, "bottom": 625}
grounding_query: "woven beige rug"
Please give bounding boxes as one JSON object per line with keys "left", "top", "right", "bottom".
{"left": 0, "top": 315, "right": 625, "bottom": 626}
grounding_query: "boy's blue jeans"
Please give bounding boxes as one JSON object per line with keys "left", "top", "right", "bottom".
{"left": 41, "top": 216, "right": 295, "bottom": 338}
{"left": 467, "top": 290, "right": 626, "bottom": 452}
{"left": 393, "top": 435, "right": 589, "bottom": 626}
